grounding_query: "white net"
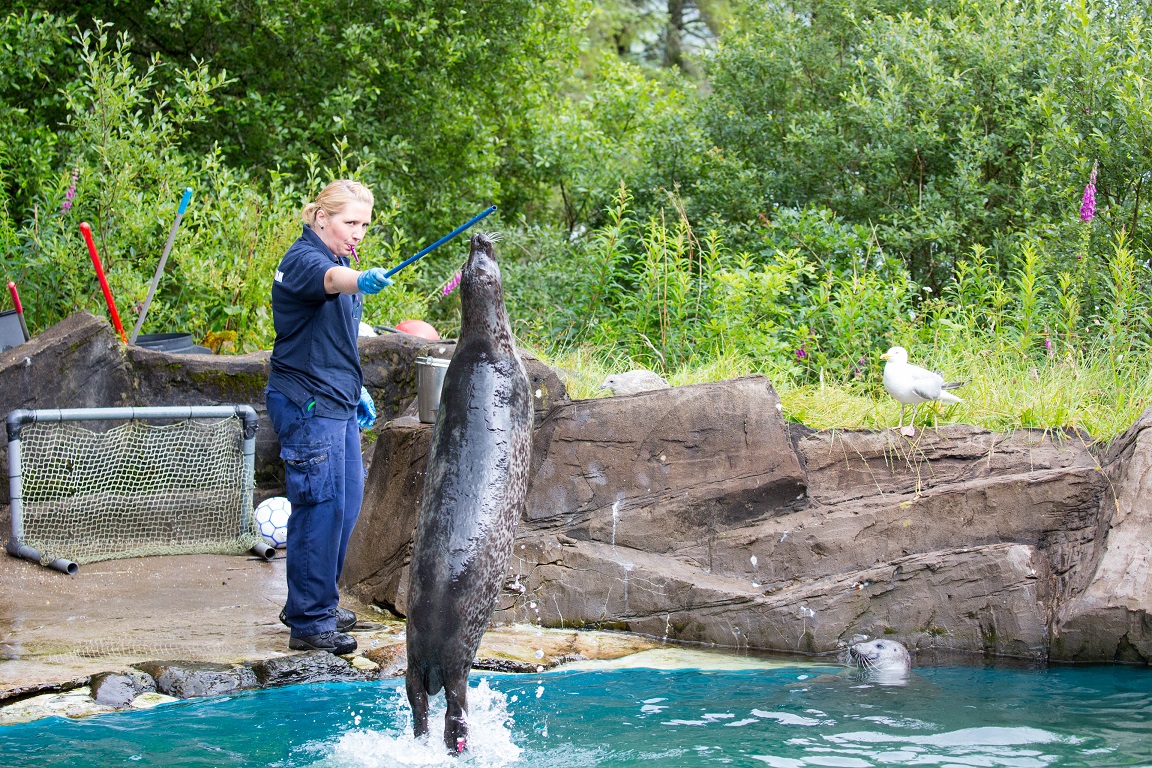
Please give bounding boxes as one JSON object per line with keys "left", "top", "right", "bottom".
{"left": 14, "top": 416, "right": 259, "bottom": 564}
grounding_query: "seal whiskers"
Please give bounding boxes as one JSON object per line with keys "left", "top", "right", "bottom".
{"left": 404, "top": 232, "right": 533, "bottom": 753}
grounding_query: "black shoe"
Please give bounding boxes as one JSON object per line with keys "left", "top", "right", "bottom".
{"left": 289, "top": 630, "right": 358, "bottom": 655}
{"left": 280, "top": 606, "right": 357, "bottom": 632}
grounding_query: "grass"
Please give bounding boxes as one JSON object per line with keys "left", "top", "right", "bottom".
{"left": 533, "top": 338, "right": 1152, "bottom": 443}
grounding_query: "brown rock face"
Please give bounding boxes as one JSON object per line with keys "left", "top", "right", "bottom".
{"left": 1052, "top": 407, "right": 1152, "bottom": 662}
{"left": 345, "top": 377, "right": 1152, "bottom": 663}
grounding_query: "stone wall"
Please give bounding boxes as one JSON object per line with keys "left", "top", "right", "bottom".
{"left": 343, "top": 375, "right": 1152, "bottom": 663}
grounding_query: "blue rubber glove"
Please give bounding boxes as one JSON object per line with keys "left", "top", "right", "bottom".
{"left": 357, "top": 268, "right": 393, "bottom": 295}
{"left": 357, "top": 386, "right": 377, "bottom": 430}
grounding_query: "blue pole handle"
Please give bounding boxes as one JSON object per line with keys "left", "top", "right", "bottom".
{"left": 178, "top": 187, "right": 193, "bottom": 215}
{"left": 383, "top": 205, "right": 497, "bottom": 279}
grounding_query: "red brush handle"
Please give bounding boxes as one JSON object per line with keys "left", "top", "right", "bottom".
{"left": 7, "top": 281, "right": 31, "bottom": 342}
{"left": 80, "top": 222, "right": 126, "bottom": 341}
{"left": 7, "top": 281, "right": 21, "bottom": 314}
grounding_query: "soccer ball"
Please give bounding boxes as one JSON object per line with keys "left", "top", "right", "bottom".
{"left": 255, "top": 496, "right": 292, "bottom": 548}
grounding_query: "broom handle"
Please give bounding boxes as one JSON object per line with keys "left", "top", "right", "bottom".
{"left": 130, "top": 188, "right": 193, "bottom": 344}
{"left": 7, "top": 281, "right": 31, "bottom": 341}
{"left": 382, "top": 205, "right": 496, "bottom": 278}
{"left": 80, "top": 221, "right": 126, "bottom": 342}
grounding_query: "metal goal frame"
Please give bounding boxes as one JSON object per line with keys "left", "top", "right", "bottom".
{"left": 5, "top": 405, "right": 271, "bottom": 574}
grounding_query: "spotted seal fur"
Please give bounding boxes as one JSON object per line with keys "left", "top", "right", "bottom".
{"left": 404, "top": 232, "right": 533, "bottom": 753}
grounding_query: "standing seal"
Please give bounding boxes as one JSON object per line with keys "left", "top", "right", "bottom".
{"left": 405, "top": 232, "right": 533, "bottom": 753}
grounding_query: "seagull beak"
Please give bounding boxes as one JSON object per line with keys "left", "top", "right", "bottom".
{"left": 880, "top": 352, "right": 891, "bottom": 361}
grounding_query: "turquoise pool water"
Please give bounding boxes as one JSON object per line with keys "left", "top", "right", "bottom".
{"left": 2, "top": 658, "right": 1150, "bottom": 767}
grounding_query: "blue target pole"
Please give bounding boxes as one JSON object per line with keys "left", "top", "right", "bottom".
{"left": 382, "top": 205, "right": 497, "bottom": 279}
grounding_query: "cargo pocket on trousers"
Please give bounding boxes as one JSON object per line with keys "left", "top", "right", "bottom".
{"left": 281, "top": 442, "right": 336, "bottom": 505}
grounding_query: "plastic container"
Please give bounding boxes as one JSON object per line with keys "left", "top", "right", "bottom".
{"left": 135, "top": 332, "right": 213, "bottom": 354}
{"left": 0, "top": 309, "right": 25, "bottom": 353}
{"left": 415, "top": 356, "right": 451, "bottom": 424}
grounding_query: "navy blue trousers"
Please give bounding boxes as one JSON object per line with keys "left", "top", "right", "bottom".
{"left": 266, "top": 388, "right": 364, "bottom": 637}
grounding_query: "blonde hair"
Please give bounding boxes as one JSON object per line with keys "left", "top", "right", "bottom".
{"left": 300, "top": 179, "right": 374, "bottom": 225}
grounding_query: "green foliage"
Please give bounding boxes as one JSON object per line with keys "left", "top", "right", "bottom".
{"left": 1028, "top": 0, "right": 1152, "bottom": 260}
{"left": 0, "top": 10, "right": 74, "bottom": 219}
{"left": 25, "top": 0, "right": 586, "bottom": 240}
{"left": 700, "top": 0, "right": 1055, "bottom": 287}
{"left": 1, "top": 20, "right": 426, "bottom": 350}
{"left": 3, "top": 2, "right": 1152, "bottom": 440}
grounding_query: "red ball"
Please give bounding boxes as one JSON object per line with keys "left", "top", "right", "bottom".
{"left": 395, "top": 319, "right": 440, "bottom": 340}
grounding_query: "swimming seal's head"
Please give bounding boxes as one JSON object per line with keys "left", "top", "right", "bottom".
{"left": 840, "top": 638, "right": 911, "bottom": 685}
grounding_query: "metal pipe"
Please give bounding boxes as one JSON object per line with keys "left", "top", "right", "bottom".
{"left": 5, "top": 540, "right": 78, "bottom": 575}
{"left": 12, "top": 405, "right": 251, "bottom": 425}
{"left": 382, "top": 205, "right": 497, "bottom": 279}
{"left": 4, "top": 433, "right": 78, "bottom": 574}
{"left": 236, "top": 405, "right": 267, "bottom": 558}
{"left": 130, "top": 188, "right": 193, "bottom": 345}
{"left": 249, "top": 541, "right": 276, "bottom": 560}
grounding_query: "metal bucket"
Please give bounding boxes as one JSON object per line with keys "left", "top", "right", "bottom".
{"left": 415, "top": 356, "right": 451, "bottom": 424}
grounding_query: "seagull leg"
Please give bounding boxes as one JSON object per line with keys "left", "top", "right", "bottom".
{"left": 901, "top": 404, "right": 918, "bottom": 437}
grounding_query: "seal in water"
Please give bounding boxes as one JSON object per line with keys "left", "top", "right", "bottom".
{"left": 841, "top": 638, "right": 912, "bottom": 685}
{"left": 405, "top": 232, "right": 533, "bottom": 754}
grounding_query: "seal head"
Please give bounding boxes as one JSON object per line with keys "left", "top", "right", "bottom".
{"left": 841, "top": 638, "right": 912, "bottom": 686}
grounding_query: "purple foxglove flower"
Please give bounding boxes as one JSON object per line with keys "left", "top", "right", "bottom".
{"left": 442, "top": 272, "right": 461, "bottom": 296}
{"left": 1080, "top": 163, "right": 1097, "bottom": 222}
{"left": 795, "top": 346, "right": 808, "bottom": 361}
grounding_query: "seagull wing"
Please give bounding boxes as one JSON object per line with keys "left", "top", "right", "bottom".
{"left": 904, "top": 363, "right": 945, "bottom": 401}
{"left": 910, "top": 377, "right": 943, "bottom": 401}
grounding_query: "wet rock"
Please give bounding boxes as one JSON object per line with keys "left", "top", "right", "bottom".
{"left": 1053, "top": 406, "right": 1152, "bottom": 662}
{"left": 133, "top": 661, "right": 258, "bottom": 698}
{"left": 362, "top": 642, "right": 406, "bottom": 677}
{"left": 0, "top": 687, "right": 114, "bottom": 725}
{"left": 350, "top": 656, "right": 380, "bottom": 672}
{"left": 344, "top": 375, "right": 804, "bottom": 615}
{"left": 129, "top": 691, "right": 179, "bottom": 709}
{"left": 0, "top": 677, "right": 89, "bottom": 708}
{"left": 90, "top": 669, "right": 156, "bottom": 707}
{"left": 246, "top": 651, "right": 368, "bottom": 687}
{"left": 477, "top": 624, "right": 658, "bottom": 671}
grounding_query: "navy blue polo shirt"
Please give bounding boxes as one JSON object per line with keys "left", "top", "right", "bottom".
{"left": 267, "top": 225, "right": 363, "bottom": 419}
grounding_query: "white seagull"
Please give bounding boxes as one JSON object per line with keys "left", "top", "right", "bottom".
{"left": 598, "top": 369, "right": 670, "bottom": 396}
{"left": 880, "top": 346, "right": 965, "bottom": 435}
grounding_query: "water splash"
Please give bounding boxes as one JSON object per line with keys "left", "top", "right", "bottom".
{"left": 312, "top": 679, "right": 521, "bottom": 767}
